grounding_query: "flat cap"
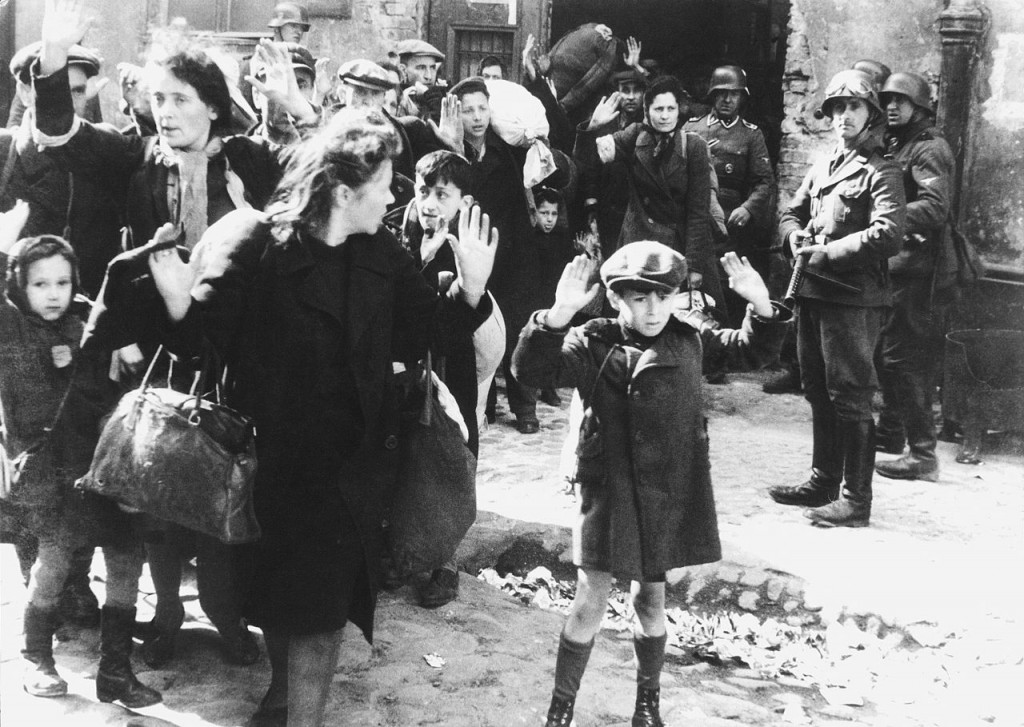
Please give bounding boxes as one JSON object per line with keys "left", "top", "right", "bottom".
{"left": 610, "top": 68, "right": 647, "bottom": 86}
{"left": 337, "top": 59, "right": 392, "bottom": 90}
{"left": 395, "top": 39, "right": 444, "bottom": 61}
{"left": 600, "top": 240, "right": 688, "bottom": 293}
{"left": 10, "top": 41, "right": 101, "bottom": 83}
{"left": 448, "top": 76, "right": 488, "bottom": 99}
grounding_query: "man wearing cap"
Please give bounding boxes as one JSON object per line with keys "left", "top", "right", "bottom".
{"left": 578, "top": 67, "right": 648, "bottom": 260}
{"left": 873, "top": 71, "right": 959, "bottom": 482}
{"left": 395, "top": 39, "right": 448, "bottom": 120}
{"left": 249, "top": 42, "right": 317, "bottom": 144}
{"left": 2, "top": 42, "right": 122, "bottom": 298}
{"left": 684, "top": 65, "right": 775, "bottom": 327}
{"left": 334, "top": 58, "right": 445, "bottom": 199}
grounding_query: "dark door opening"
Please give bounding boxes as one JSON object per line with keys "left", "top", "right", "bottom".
{"left": 549, "top": 0, "right": 789, "bottom": 165}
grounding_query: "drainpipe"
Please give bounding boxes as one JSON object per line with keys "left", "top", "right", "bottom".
{"left": 936, "top": 0, "right": 988, "bottom": 224}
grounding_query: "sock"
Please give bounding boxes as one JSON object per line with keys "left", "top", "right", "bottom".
{"left": 552, "top": 631, "right": 595, "bottom": 702}
{"left": 633, "top": 632, "right": 667, "bottom": 690}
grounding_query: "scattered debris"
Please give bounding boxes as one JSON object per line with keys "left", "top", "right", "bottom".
{"left": 423, "top": 653, "right": 446, "bottom": 669}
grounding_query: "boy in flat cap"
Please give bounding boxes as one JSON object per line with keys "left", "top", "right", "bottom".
{"left": 512, "top": 243, "right": 788, "bottom": 727}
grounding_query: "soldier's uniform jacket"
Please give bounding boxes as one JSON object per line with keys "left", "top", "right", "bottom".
{"left": 683, "top": 112, "right": 774, "bottom": 225}
{"left": 884, "top": 119, "right": 958, "bottom": 286}
{"left": 779, "top": 135, "right": 906, "bottom": 307}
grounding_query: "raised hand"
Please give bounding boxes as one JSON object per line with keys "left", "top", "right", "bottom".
{"left": 449, "top": 199, "right": 497, "bottom": 307}
{"left": 0, "top": 200, "right": 31, "bottom": 255}
{"left": 147, "top": 223, "right": 196, "bottom": 322}
{"left": 587, "top": 93, "right": 621, "bottom": 130}
{"left": 546, "top": 255, "right": 601, "bottom": 328}
{"left": 721, "top": 251, "right": 772, "bottom": 317}
{"left": 41, "top": 0, "right": 91, "bottom": 75}
{"left": 623, "top": 36, "right": 642, "bottom": 69}
{"left": 313, "top": 57, "right": 334, "bottom": 104}
{"left": 430, "top": 94, "right": 464, "bottom": 152}
{"left": 246, "top": 40, "right": 316, "bottom": 123}
{"left": 522, "top": 33, "right": 537, "bottom": 81}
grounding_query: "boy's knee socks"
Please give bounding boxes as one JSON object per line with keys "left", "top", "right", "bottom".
{"left": 633, "top": 632, "right": 667, "bottom": 689}
{"left": 552, "top": 632, "right": 595, "bottom": 701}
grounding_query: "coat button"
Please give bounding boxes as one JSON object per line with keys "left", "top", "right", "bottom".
{"left": 384, "top": 434, "right": 399, "bottom": 450}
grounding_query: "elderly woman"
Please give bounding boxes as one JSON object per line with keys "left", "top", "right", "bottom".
{"left": 768, "top": 70, "right": 906, "bottom": 528}
{"left": 32, "top": 0, "right": 318, "bottom": 668}
{"left": 144, "top": 108, "right": 496, "bottom": 726}
{"left": 575, "top": 74, "right": 725, "bottom": 314}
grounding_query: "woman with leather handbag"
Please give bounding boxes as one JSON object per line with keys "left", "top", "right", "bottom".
{"left": 0, "top": 205, "right": 161, "bottom": 708}
{"left": 143, "top": 108, "right": 497, "bottom": 727}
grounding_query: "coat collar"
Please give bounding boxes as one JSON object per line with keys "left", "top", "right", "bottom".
{"left": 273, "top": 227, "right": 390, "bottom": 341}
{"left": 819, "top": 134, "right": 884, "bottom": 187}
{"left": 583, "top": 318, "right": 690, "bottom": 378}
{"left": 634, "top": 126, "right": 684, "bottom": 181}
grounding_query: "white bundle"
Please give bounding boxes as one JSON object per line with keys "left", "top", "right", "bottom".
{"left": 485, "top": 79, "right": 556, "bottom": 188}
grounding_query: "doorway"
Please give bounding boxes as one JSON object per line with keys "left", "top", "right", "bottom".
{"left": 548, "top": 0, "right": 790, "bottom": 164}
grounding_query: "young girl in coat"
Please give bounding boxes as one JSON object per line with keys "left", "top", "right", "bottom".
{"left": 0, "top": 202, "right": 160, "bottom": 707}
{"left": 512, "top": 242, "right": 788, "bottom": 727}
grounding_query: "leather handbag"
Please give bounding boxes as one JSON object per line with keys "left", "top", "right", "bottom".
{"left": 78, "top": 347, "right": 260, "bottom": 544}
{"left": 387, "top": 349, "right": 477, "bottom": 577}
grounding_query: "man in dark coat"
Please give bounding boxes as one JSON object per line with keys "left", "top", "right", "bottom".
{"left": 873, "top": 72, "right": 959, "bottom": 482}
{"left": 2, "top": 42, "right": 122, "bottom": 298}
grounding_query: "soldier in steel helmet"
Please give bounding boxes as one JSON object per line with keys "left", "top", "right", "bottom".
{"left": 684, "top": 65, "right": 775, "bottom": 329}
{"left": 873, "top": 71, "right": 959, "bottom": 482}
{"left": 267, "top": 1, "right": 311, "bottom": 45}
{"left": 767, "top": 69, "right": 906, "bottom": 528}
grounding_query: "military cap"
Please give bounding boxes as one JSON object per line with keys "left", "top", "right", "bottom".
{"left": 267, "top": 2, "right": 310, "bottom": 30}
{"left": 600, "top": 240, "right": 688, "bottom": 293}
{"left": 395, "top": 39, "right": 445, "bottom": 62}
{"left": 337, "top": 59, "right": 392, "bottom": 90}
{"left": 10, "top": 41, "right": 101, "bottom": 84}
{"left": 610, "top": 68, "right": 647, "bottom": 87}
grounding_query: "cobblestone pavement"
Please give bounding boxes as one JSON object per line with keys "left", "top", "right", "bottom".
{"left": 1, "top": 371, "right": 1022, "bottom": 726}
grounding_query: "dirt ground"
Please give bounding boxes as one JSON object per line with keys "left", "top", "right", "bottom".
{"left": 1, "top": 369, "right": 1022, "bottom": 726}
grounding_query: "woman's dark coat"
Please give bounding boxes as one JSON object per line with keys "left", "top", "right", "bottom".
{"left": 85, "top": 209, "right": 489, "bottom": 640}
{"left": 32, "top": 65, "right": 283, "bottom": 251}
{"left": 512, "top": 309, "right": 786, "bottom": 579}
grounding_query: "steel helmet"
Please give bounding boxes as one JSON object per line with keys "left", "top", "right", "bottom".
{"left": 820, "top": 69, "right": 882, "bottom": 118}
{"left": 880, "top": 72, "right": 934, "bottom": 114}
{"left": 708, "top": 65, "right": 749, "bottom": 96}
{"left": 851, "top": 59, "right": 892, "bottom": 88}
{"left": 267, "top": 2, "right": 310, "bottom": 30}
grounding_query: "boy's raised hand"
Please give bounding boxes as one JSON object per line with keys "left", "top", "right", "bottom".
{"left": 0, "top": 200, "right": 31, "bottom": 255}
{"left": 546, "top": 255, "right": 600, "bottom": 329}
{"left": 721, "top": 252, "right": 773, "bottom": 318}
{"left": 449, "top": 199, "right": 497, "bottom": 308}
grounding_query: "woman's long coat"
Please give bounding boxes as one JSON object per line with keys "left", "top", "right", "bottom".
{"left": 83, "top": 210, "right": 489, "bottom": 640}
{"left": 512, "top": 310, "right": 785, "bottom": 579}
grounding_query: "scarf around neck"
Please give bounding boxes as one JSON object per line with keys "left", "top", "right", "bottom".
{"left": 154, "top": 136, "right": 251, "bottom": 249}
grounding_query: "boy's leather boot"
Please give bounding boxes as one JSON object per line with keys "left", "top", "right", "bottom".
{"left": 632, "top": 687, "right": 664, "bottom": 727}
{"left": 544, "top": 695, "right": 575, "bottom": 726}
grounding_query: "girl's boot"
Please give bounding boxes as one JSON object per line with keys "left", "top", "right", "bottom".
{"left": 22, "top": 604, "right": 67, "bottom": 697}
{"left": 632, "top": 632, "right": 667, "bottom": 726}
{"left": 97, "top": 606, "right": 162, "bottom": 708}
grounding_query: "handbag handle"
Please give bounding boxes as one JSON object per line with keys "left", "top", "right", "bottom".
{"left": 138, "top": 345, "right": 223, "bottom": 427}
